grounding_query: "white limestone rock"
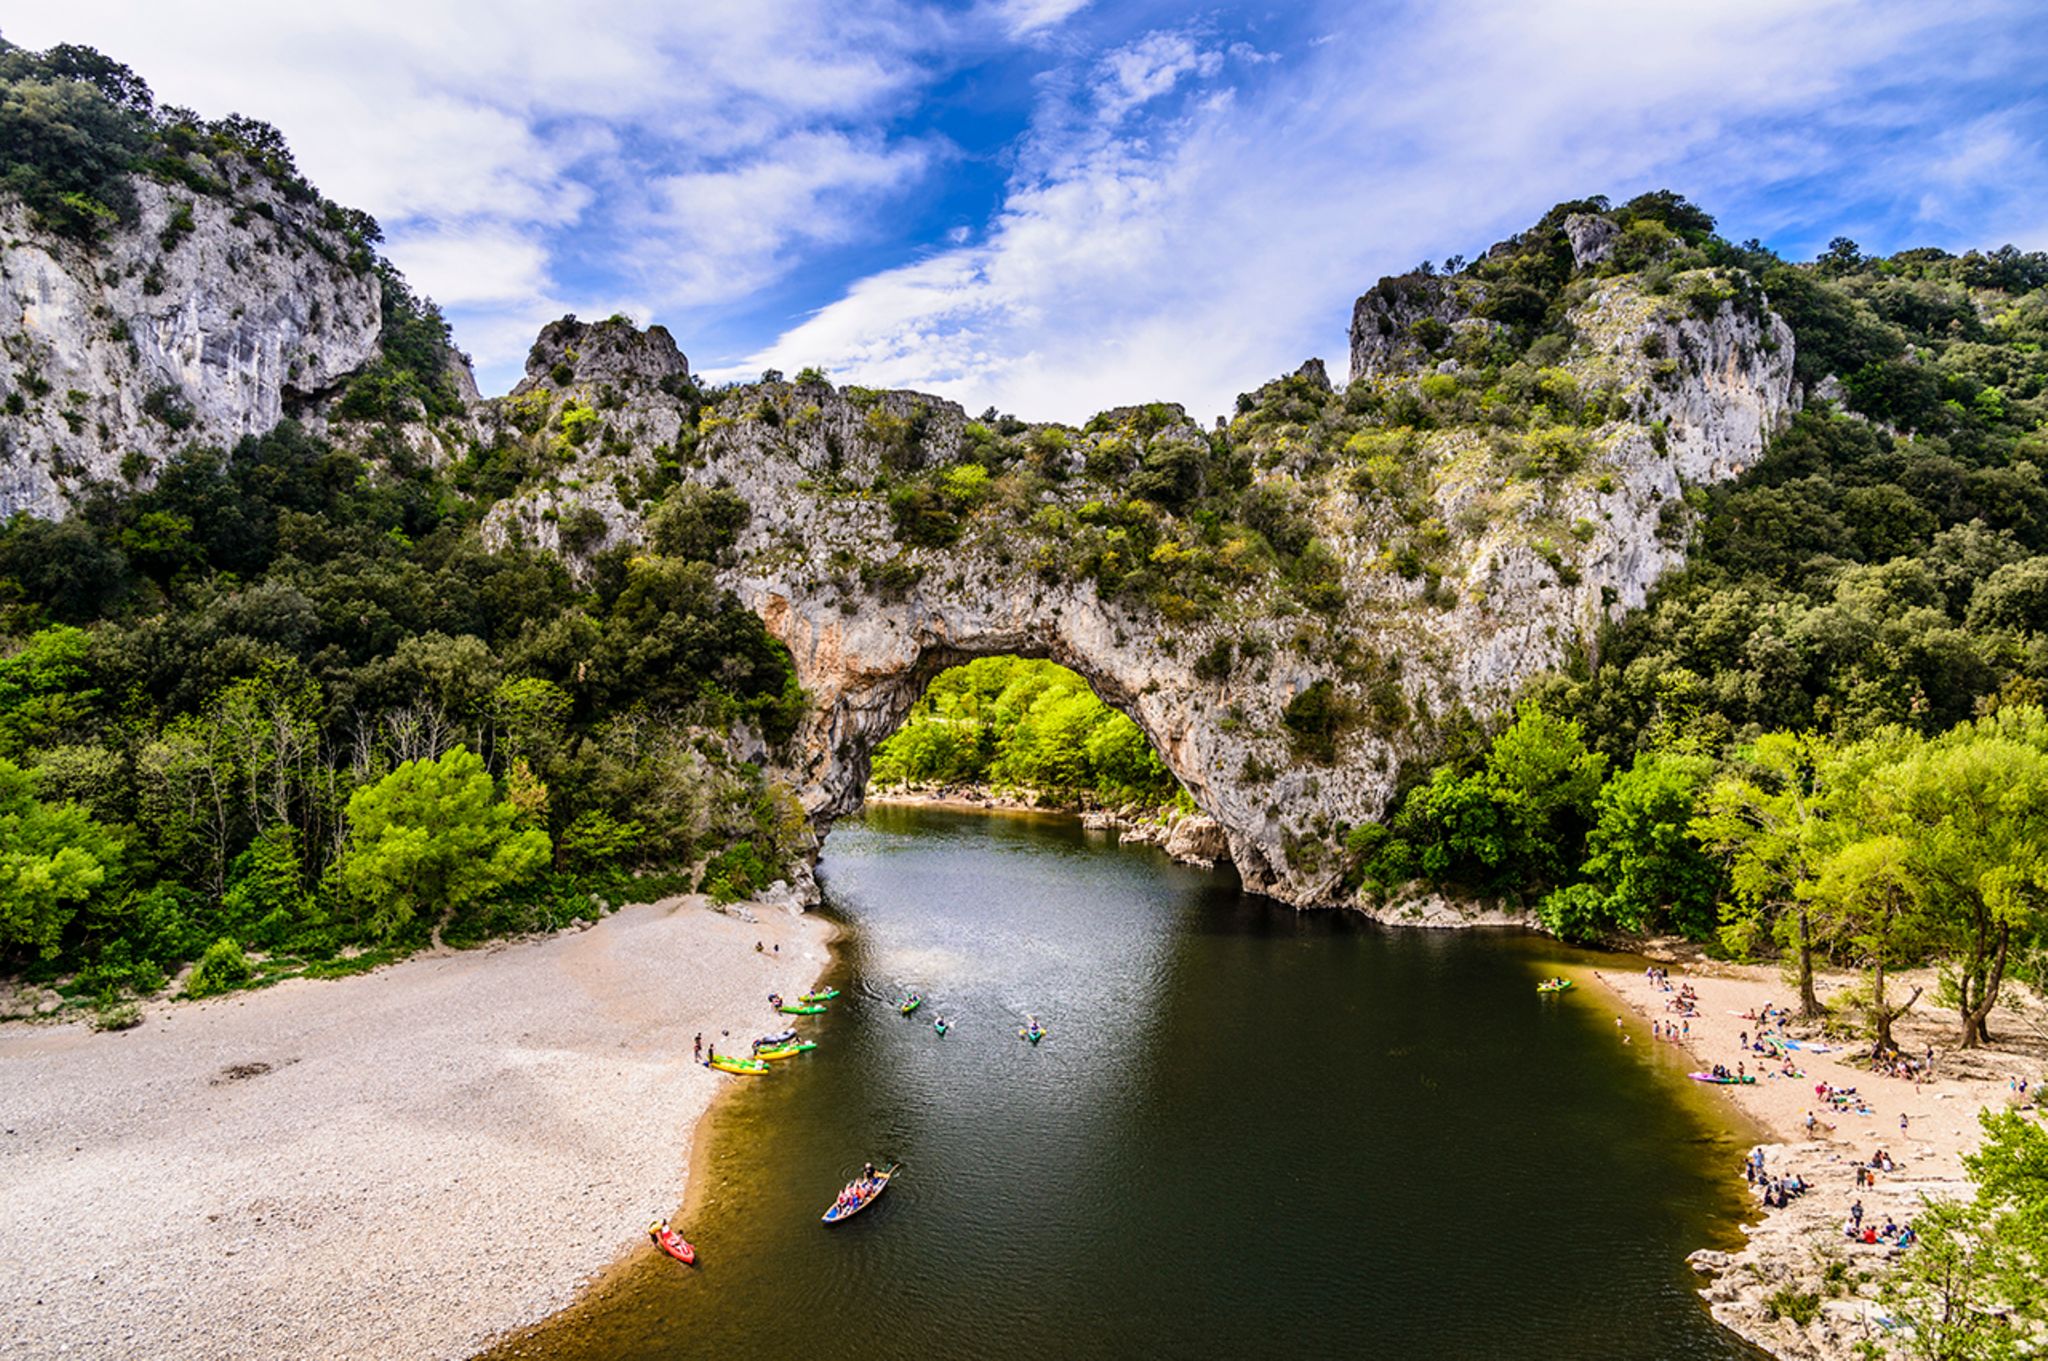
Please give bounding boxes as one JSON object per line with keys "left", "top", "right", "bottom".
{"left": 0, "top": 175, "right": 382, "bottom": 517}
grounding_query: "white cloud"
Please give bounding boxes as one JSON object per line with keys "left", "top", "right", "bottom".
{"left": 1094, "top": 31, "right": 1223, "bottom": 123}
{"left": 645, "top": 132, "right": 937, "bottom": 306}
{"left": 731, "top": 0, "right": 2044, "bottom": 422}
{"left": 383, "top": 224, "right": 552, "bottom": 309}
{"left": 989, "top": 0, "right": 1092, "bottom": 39}
{"left": 2, "top": 0, "right": 947, "bottom": 386}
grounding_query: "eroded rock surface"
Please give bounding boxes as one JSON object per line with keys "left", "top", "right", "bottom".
{"left": 0, "top": 178, "right": 385, "bottom": 517}
{"left": 3, "top": 187, "right": 1798, "bottom": 909}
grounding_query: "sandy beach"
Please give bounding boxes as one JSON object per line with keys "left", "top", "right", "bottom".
{"left": 1584, "top": 951, "right": 2048, "bottom": 1359}
{"left": 0, "top": 895, "right": 831, "bottom": 1361}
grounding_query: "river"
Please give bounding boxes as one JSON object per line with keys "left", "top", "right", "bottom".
{"left": 488, "top": 805, "right": 1767, "bottom": 1359}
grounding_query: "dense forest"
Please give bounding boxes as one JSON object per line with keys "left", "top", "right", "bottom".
{"left": 0, "top": 42, "right": 807, "bottom": 1023}
{"left": 868, "top": 657, "right": 1180, "bottom": 808}
{"left": 1341, "top": 205, "right": 2048, "bottom": 1052}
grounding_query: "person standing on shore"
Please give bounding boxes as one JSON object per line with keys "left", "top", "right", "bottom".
{"left": 694, "top": 1033, "right": 702, "bottom": 1061}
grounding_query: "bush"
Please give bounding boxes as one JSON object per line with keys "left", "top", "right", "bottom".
{"left": 701, "top": 840, "right": 772, "bottom": 904}
{"left": 90, "top": 989, "right": 141, "bottom": 1031}
{"left": 646, "top": 483, "right": 749, "bottom": 562}
{"left": 184, "top": 937, "right": 253, "bottom": 998}
{"left": 1282, "top": 680, "right": 1350, "bottom": 763}
{"left": 1761, "top": 1287, "right": 1820, "bottom": 1327}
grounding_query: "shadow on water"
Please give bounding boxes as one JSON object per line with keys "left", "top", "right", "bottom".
{"left": 484, "top": 806, "right": 1768, "bottom": 1360}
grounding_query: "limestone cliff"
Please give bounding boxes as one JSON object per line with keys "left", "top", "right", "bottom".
{"left": 0, "top": 169, "right": 470, "bottom": 519}
{"left": 3, "top": 188, "right": 1797, "bottom": 909}
{"left": 475, "top": 241, "right": 1794, "bottom": 906}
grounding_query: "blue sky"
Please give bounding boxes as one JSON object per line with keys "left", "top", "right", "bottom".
{"left": 6, "top": 0, "right": 2046, "bottom": 420}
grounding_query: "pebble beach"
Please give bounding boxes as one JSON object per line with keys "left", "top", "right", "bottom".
{"left": 0, "top": 896, "right": 831, "bottom": 1361}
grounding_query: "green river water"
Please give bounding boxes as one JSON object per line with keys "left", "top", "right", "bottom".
{"left": 489, "top": 804, "right": 1767, "bottom": 1359}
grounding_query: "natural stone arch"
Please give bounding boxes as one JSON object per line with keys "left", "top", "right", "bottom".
{"left": 483, "top": 278, "right": 1796, "bottom": 909}
{"left": 747, "top": 587, "right": 1290, "bottom": 894}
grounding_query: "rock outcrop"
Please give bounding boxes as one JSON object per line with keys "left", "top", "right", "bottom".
{"left": 471, "top": 248, "right": 1792, "bottom": 905}
{"left": 1348, "top": 273, "right": 1490, "bottom": 381}
{"left": 0, "top": 176, "right": 389, "bottom": 518}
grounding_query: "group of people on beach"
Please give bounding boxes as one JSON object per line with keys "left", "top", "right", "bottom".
{"left": 1747, "top": 1150, "right": 1811, "bottom": 1208}
{"left": 1869, "top": 1046, "right": 1935, "bottom": 1084}
{"left": 1816, "top": 1079, "right": 1873, "bottom": 1116}
{"left": 1842, "top": 1195, "right": 1915, "bottom": 1247}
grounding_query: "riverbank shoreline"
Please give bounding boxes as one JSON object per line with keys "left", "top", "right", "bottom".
{"left": 0, "top": 893, "right": 833, "bottom": 1361}
{"left": 867, "top": 786, "right": 1232, "bottom": 868}
{"left": 1581, "top": 953, "right": 2046, "bottom": 1360}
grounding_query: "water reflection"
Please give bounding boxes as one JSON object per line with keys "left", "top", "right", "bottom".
{"left": 486, "top": 807, "right": 1765, "bottom": 1361}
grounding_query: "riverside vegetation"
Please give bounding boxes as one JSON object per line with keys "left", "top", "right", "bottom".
{"left": 0, "top": 40, "right": 809, "bottom": 1018}
{"left": 5, "top": 37, "right": 2048, "bottom": 1357}
{"left": 868, "top": 657, "right": 1181, "bottom": 810}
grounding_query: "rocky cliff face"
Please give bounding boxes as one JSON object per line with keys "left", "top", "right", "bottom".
{"left": 3, "top": 189, "right": 1798, "bottom": 908}
{"left": 0, "top": 173, "right": 394, "bottom": 518}
{"left": 471, "top": 250, "right": 1794, "bottom": 905}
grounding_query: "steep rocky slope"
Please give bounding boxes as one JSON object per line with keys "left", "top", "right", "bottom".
{"left": 2, "top": 175, "right": 1796, "bottom": 908}
{"left": 0, "top": 175, "right": 392, "bottom": 518}
{"left": 472, "top": 243, "right": 1794, "bottom": 904}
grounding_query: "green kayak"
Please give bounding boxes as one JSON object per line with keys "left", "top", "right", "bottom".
{"left": 780, "top": 1003, "right": 827, "bottom": 1015}
{"left": 755, "top": 1041, "right": 818, "bottom": 1060}
{"left": 899, "top": 998, "right": 922, "bottom": 1016}
{"left": 799, "top": 988, "right": 840, "bottom": 1003}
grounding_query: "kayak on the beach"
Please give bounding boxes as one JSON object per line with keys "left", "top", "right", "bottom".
{"left": 1687, "top": 1071, "right": 1756, "bottom": 1085}
{"left": 1536, "top": 979, "right": 1574, "bottom": 994}
{"left": 709, "top": 1054, "right": 772, "bottom": 1075}
{"left": 649, "top": 1220, "right": 697, "bottom": 1266}
{"left": 800, "top": 988, "right": 840, "bottom": 1003}
{"left": 821, "top": 1162, "right": 900, "bottom": 1224}
{"left": 754, "top": 1041, "right": 818, "bottom": 1060}
{"left": 755, "top": 1028, "right": 799, "bottom": 1049}
{"left": 780, "top": 1002, "right": 828, "bottom": 1015}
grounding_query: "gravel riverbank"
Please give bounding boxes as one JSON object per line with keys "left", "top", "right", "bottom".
{"left": 1585, "top": 953, "right": 2047, "bottom": 1360}
{"left": 0, "top": 895, "right": 831, "bottom": 1361}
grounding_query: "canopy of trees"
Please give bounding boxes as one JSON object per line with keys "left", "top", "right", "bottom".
{"left": 869, "top": 657, "right": 1179, "bottom": 808}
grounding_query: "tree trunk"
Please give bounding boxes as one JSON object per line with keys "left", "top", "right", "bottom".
{"left": 1872, "top": 956, "right": 1891, "bottom": 1054}
{"left": 1795, "top": 906, "right": 1821, "bottom": 1019}
{"left": 1960, "top": 921, "right": 2011, "bottom": 1049}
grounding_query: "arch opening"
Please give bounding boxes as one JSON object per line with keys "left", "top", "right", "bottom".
{"left": 841, "top": 652, "right": 1234, "bottom": 871}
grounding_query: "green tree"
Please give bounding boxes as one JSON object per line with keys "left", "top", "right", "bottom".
{"left": 1693, "top": 732, "right": 1835, "bottom": 1017}
{"left": 0, "top": 624, "right": 97, "bottom": 758}
{"left": 1543, "top": 752, "right": 1720, "bottom": 939}
{"left": 1888, "top": 709, "right": 2048, "bottom": 1047}
{"left": 0, "top": 757, "right": 125, "bottom": 960}
{"left": 221, "top": 824, "right": 316, "bottom": 947}
{"left": 1882, "top": 1108, "right": 2048, "bottom": 1360}
{"left": 337, "top": 746, "right": 550, "bottom": 940}
{"left": 1807, "top": 833, "right": 1931, "bottom": 1052}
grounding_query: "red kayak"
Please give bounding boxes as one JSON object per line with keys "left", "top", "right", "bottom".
{"left": 649, "top": 1220, "right": 697, "bottom": 1266}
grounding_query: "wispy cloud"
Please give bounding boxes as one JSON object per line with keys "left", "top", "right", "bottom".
{"left": 731, "top": 0, "right": 2048, "bottom": 421}
{"left": 9, "top": 0, "right": 2044, "bottom": 409}
{"left": 5, "top": 0, "right": 953, "bottom": 382}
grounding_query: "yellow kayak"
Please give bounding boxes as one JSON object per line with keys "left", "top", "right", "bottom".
{"left": 708, "top": 1054, "right": 771, "bottom": 1076}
